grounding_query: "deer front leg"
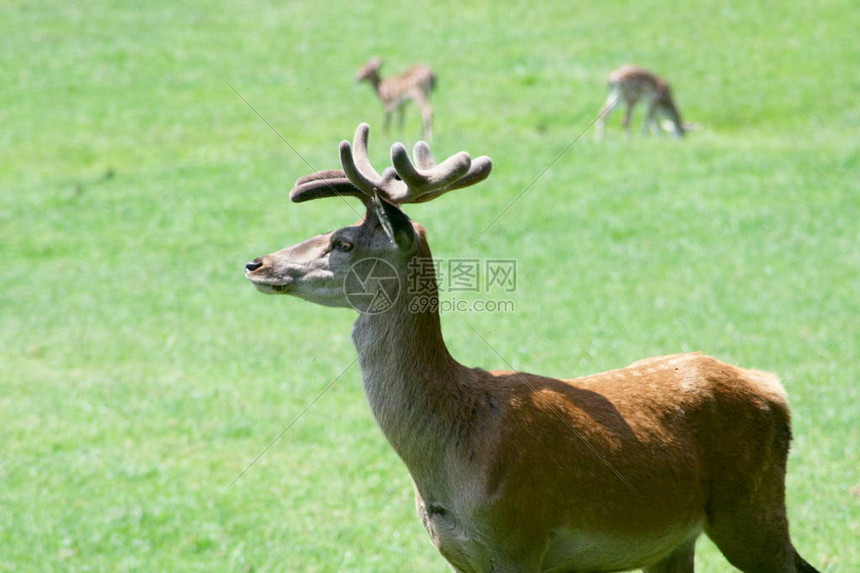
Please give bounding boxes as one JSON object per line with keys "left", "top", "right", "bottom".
{"left": 413, "top": 93, "right": 433, "bottom": 141}
{"left": 643, "top": 103, "right": 659, "bottom": 136}
{"left": 596, "top": 94, "right": 618, "bottom": 140}
{"left": 395, "top": 104, "right": 406, "bottom": 135}
{"left": 382, "top": 108, "right": 393, "bottom": 134}
{"left": 619, "top": 94, "right": 639, "bottom": 137}
{"left": 622, "top": 102, "right": 635, "bottom": 137}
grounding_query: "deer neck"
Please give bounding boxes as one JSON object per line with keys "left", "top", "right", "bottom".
{"left": 351, "top": 248, "right": 471, "bottom": 474}
{"left": 659, "top": 92, "right": 684, "bottom": 135}
{"left": 364, "top": 71, "right": 382, "bottom": 93}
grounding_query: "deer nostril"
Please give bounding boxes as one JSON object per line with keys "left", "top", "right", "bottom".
{"left": 245, "top": 259, "right": 264, "bottom": 273}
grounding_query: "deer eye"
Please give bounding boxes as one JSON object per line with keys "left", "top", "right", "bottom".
{"left": 334, "top": 240, "right": 353, "bottom": 252}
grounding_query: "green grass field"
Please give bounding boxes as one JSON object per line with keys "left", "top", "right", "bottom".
{"left": 2, "top": 0, "right": 857, "bottom": 571}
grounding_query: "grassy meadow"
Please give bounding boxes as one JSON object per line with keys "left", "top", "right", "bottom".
{"left": 2, "top": 0, "right": 858, "bottom": 571}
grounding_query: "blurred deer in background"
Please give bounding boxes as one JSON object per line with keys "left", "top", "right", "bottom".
{"left": 245, "top": 123, "right": 820, "bottom": 573}
{"left": 597, "top": 65, "right": 698, "bottom": 139}
{"left": 356, "top": 58, "right": 436, "bottom": 140}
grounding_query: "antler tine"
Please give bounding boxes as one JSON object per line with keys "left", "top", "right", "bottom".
{"left": 445, "top": 155, "right": 493, "bottom": 191}
{"left": 398, "top": 158, "right": 491, "bottom": 204}
{"left": 340, "top": 141, "right": 403, "bottom": 196}
{"left": 351, "top": 123, "right": 384, "bottom": 182}
{"left": 396, "top": 155, "right": 493, "bottom": 203}
{"left": 392, "top": 143, "right": 471, "bottom": 188}
{"left": 413, "top": 141, "right": 436, "bottom": 170}
{"left": 389, "top": 143, "right": 474, "bottom": 203}
{"left": 294, "top": 169, "right": 349, "bottom": 188}
{"left": 289, "top": 169, "right": 367, "bottom": 204}
{"left": 339, "top": 124, "right": 408, "bottom": 200}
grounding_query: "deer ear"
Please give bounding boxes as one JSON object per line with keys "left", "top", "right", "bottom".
{"left": 379, "top": 198, "right": 416, "bottom": 249}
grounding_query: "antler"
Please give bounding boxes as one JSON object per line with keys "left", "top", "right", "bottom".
{"left": 289, "top": 123, "right": 492, "bottom": 207}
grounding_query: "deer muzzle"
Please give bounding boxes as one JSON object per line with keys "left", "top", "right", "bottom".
{"left": 244, "top": 256, "right": 297, "bottom": 294}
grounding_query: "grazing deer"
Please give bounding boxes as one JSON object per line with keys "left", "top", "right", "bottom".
{"left": 597, "top": 65, "right": 694, "bottom": 139}
{"left": 356, "top": 58, "right": 436, "bottom": 140}
{"left": 245, "top": 123, "right": 820, "bottom": 572}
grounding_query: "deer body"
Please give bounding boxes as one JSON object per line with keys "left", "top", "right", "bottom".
{"left": 353, "top": 265, "right": 797, "bottom": 572}
{"left": 597, "top": 65, "right": 687, "bottom": 139}
{"left": 357, "top": 58, "right": 436, "bottom": 140}
{"left": 245, "top": 124, "right": 820, "bottom": 572}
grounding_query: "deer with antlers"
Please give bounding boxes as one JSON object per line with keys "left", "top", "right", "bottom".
{"left": 244, "top": 123, "right": 820, "bottom": 572}
{"left": 356, "top": 58, "right": 436, "bottom": 140}
{"left": 596, "top": 65, "right": 696, "bottom": 139}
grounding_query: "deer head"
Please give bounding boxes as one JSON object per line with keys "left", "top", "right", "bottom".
{"left": 244, "top": 123, "right": 492, "bottom": 310}
{"left": 355, "top": 58, "right": 383, "bottom": 83}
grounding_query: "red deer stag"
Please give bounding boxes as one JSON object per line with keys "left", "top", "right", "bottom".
{"left": 245, "top": 123, "right": 820, "bottom": 572}
{"left": 356, "top": 58, "right": 436, "bottom": 140}
{"left": 597, "top": 65, "right": 696, "bottom": 139}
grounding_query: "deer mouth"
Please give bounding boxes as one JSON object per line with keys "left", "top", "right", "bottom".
{"left": 251, "top": 281, "right": 292, "bottom": 295}
{"left": 245, "top": 273, "right": 294, "bottom": 295}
